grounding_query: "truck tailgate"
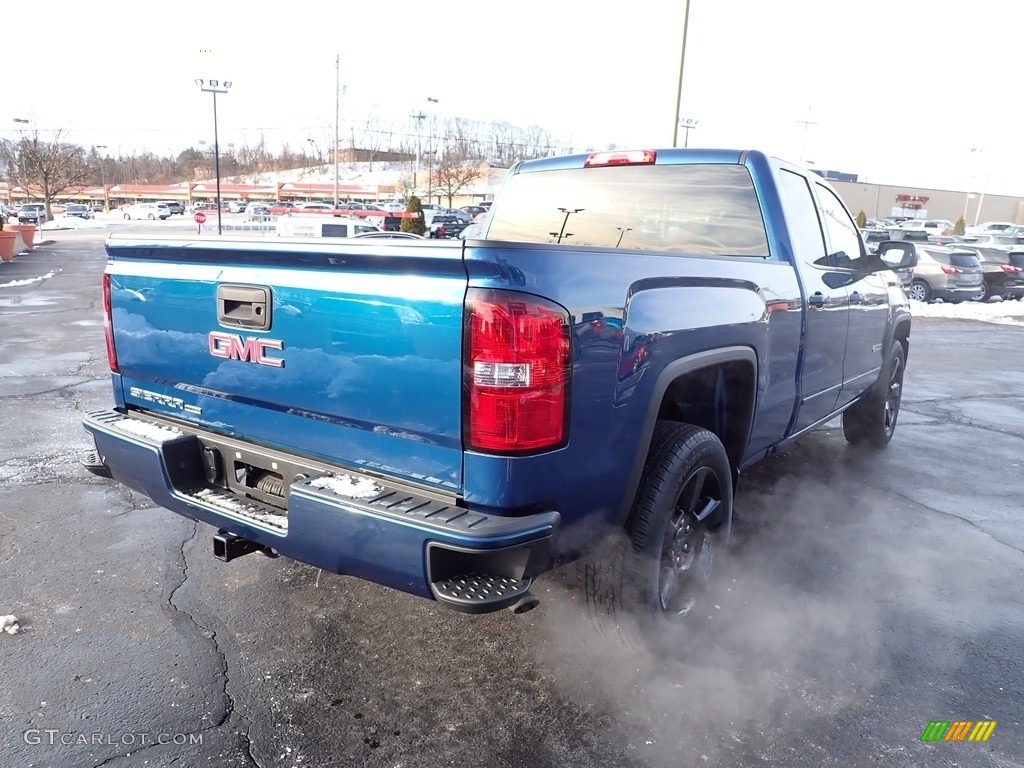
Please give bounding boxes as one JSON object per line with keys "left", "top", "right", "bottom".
{"left": 105, "top": 235, "right": 467, "bottom": 492}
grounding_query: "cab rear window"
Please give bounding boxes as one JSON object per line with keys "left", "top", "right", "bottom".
{"left": 486, "top": 164, "right": 769, "bottom": 256}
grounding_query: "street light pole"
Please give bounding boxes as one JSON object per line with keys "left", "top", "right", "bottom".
{"left": 195, "top": 78, "right": 232, "bottom": 234}
{"left": 5, "top": 119, "right": 29, "bottom": 208}
{"left": 554, "top": 207, "right": 583, "bottom": 244}
{"left": 679, "top": 118, "right": 699, "bottom": 148}
{"left": 670, "top": 0, "right": 692, "bottom": 147}
{"left": 96, "top": 144, "right": 109, "bottom": 211}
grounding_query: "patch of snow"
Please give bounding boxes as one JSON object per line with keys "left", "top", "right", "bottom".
{"left": 41, "top": 217, "right": 111, "bottom": 231}
{"left": 910, "top": 298, "right": 1024, "bottom": 326}
{"left": 192, "top": 488, "right": 288, "bottom": 530}
{"left": 308, "top": 474, "right": 383, "bottom": 499}
{"left": 0, "top": 271, "right": 56, "bottom": 287}
{"left": 1, "top": 615, "right": 20, "bottom": 635}
{"left": 113, "top": 418, "right": 182, "bottom": 442}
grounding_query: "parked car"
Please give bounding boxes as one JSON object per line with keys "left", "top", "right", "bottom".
{"left": 266, "top": 201, "right": 297, "bottom": 215}
{"left": 458, "top": 205, "right": 487, "bottom": 220}
{"left": 296, "top": 202, "right": 335, "bottom": 212}
{"left": 882, "top": 243, "right": 984, "bottom": 303}
{"left": 18, "top": 203, "right": 48, "bottom": 224}
{"left": 428, "top": 214, "right": 468, "bottom": 239}
{"left": 957, "top": 234, "right": 1024, "bottom": 249}
{"left": 952, "top": 246, "right": 1024, "bottom": 301}
{"left": 64, "top": 203, "right": 93, "bottom": 219}
{"left": 245, "top": 202, "right": 272, "bottom": 221}
{"left": 275, "top": 216, "right": 381, "bottom": 238}
{"left": 893, "top": 219, "right": 955, "bottom": 236}
{"left": 156, "top": 201, "right": 185, "bottom": 215}
{"left": 860, "top": 228, "right": 889, "bottom": 254}
{"left": 965, "top": 221, "right": 1017, "bottom": 235}
{"left": 123, "top": 202, "right": 171, "bottom": 220}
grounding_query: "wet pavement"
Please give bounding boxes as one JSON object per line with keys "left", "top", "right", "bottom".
{"left": 1, "top": 230, "right": 1021, "bottom": 767}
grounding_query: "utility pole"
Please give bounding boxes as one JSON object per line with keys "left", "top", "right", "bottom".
{"left": 411, "top": 112, "right": 426, "bottom": 195}
{"left": 334, "top": 54, "right": 340, "bottom": 210}
{"left": 426, "top": 97, "right": 438, "bottom": 205}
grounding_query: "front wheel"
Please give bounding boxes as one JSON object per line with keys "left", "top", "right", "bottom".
{"left": 123, "top": 213, "right": 131, "bottom": 220}
{"left": 843, "top": 340, "right": 905, "bottom": 447}
{"left": 907, "top": 280, "right": 931, "bottom": 303}
{"left": 578, "top": 421, "right": 732, "bottom": 642}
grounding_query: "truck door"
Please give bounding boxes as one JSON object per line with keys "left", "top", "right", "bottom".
{"left": 812, "top": 182, "right": 891, "bottom": 406}
{"left": 777, "top": 168, "right": 848, "bottom": 432}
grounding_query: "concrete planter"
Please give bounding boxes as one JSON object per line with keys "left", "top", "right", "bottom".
{"left": 7, "top": 224, "right": 37, "bottom": 250}
{"left": 0, "top": 231, "right": 19, "bottom": 261}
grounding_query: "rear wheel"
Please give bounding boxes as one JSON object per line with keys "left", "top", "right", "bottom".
{"left": 974, "top": 283, "right": 989, "bottom": 302}
{"left": 147, "top": 213, "right": 155, "bottom": 220}
{"left": 123, "top": 213, "right": 131, "bottom": 220}
{"left": 843, "top": 340, "right": 905, "bottom": 447}
{"left": 578, "top": 421, "right": 732, "bottom": 644}
{"left": 907, "top": 280, "right": 931, "bottom": 302}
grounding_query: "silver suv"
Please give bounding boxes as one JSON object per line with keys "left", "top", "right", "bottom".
{"left": 18, "top": 203, "right": 48, "bottom": 224}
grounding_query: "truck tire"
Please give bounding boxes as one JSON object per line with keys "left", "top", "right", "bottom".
{"left": 577, "top": 421, "right": 732, "bottom": 644}
{"left": 842, "top": 340, "right": 905, "bottom": 447}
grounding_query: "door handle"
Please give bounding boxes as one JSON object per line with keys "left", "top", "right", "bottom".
{"left": 808, "top": 292, "right": 826, "bottom": 308}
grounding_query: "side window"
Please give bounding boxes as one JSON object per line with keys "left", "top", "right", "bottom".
{"left": 777, "top": 169, "right": 829, "bottom": 267}
{"left": 815, "top": 184, "right": 865, "bottom": 270}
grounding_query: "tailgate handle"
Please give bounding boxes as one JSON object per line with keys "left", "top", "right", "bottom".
{"left": 217, "top": 285, "right": 271, "bottom": 331}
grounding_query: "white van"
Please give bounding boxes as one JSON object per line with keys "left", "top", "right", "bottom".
{"left": 275, "top": 216, "right": 382, "bottom": 238}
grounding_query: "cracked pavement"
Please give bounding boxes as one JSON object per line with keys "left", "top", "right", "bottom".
{"left": 0, "top": 230, "right": 1021, "bottom": 767}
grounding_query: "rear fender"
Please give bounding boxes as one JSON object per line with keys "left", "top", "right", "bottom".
{"left": 614, "top": 346, "right": 757, "bottom": 528}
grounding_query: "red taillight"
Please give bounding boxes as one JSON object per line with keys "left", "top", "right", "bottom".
{"left": 1000, "top": 264, "right": 1023, "bottom": 273}
{"left": 464, "top": 289, "right": 570, "bottom": 453}
{"left": 940, "top": 265, "right": 963, "bottom": 274}
{"left": 584, "top": 149, "right": 656, "bottom": 167}
{"left": 102, "top": 272, "right": 118, "bottom": 372}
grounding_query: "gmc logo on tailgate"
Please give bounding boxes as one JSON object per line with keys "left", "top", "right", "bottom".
{"left": 208, "top": 332, "right": 285, "bottom": 367}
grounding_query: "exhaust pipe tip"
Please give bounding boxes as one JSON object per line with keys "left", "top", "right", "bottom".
{"left": 508, "top": 591, "right": 540, "bottom": 615}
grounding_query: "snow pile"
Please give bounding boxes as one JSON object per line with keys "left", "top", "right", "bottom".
{"left": 1, "top": 615, "right": 20, "bottom": 635}
{"left": 308, "top": 474, "right": 383, "bottom": 499}
{"left": 0, "top": 271, "right": 56, "bottom": 287}
{"left": 910, "top": 298, "right": 1024, "bottom": 326}
{"left": 41, "top": 217, "right": 111, "bottom": 231}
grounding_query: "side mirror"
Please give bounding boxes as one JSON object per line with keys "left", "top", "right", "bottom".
{"left": 895, "top": 251, "right": 918, "bottom": 270}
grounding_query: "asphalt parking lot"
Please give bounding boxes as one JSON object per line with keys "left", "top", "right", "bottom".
{"left": 1, "top": 227, "right": 1022, "bottom": 768}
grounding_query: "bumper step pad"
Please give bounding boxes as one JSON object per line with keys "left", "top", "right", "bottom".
{"left": 430, "top": 572, "right": 532, "bottom": 613}
{"left": 80, "top": 450, "right": 113, "bottom": 479}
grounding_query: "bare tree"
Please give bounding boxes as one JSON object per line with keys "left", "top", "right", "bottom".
{"left": 3, "top": 128, "right": 91, "bottom": 216}
{"left": 431, "top": 138, "right": 483, "bottom": 209}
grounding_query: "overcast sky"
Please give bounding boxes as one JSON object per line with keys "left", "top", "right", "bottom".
{"left": 7, "top": 0, "right": 1022, "bottom": 194}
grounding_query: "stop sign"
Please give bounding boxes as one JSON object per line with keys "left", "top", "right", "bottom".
{"left": 194, "top": 211, "right": 207, "bottom": 224}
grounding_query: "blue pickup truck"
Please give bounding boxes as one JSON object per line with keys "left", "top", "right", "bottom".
{"left": 82, "top": 148, "right": 913, "bottom": 632}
